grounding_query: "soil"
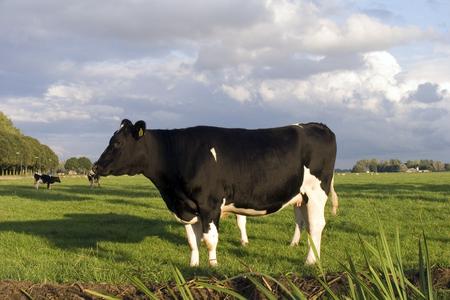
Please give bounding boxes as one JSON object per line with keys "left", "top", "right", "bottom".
{"left": 0, "top": 267, "right": 448, "bottom": 299}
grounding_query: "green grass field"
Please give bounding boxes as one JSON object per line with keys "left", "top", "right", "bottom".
{"left": 0, "top": 172, "right": 448, "bottom": 284}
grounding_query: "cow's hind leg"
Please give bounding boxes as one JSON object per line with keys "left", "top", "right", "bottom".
{"left": 236, "top": 214, "right": 249, "bottom": 246}
{"left": 185, "top": 221, "right": 203, "bottom": 267}
{"left": 305, "top": 190, "right": 327, "bottom": 265}
{"left": 301, "top": 168, "right": 328, "bottom": 265}
{"left": 290, "top": 205, "right": 304, "bottom": 246}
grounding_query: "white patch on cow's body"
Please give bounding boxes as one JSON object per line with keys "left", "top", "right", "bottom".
{"left": 203, "top": 222, "right": 219, "bottom": 266}
{"left": 210, "top": 147, "right": 217, "bottom": 162}
{"left": 292, "top": 123, "right": 303, "bottom": 128}
{"left": 299, "top": 166, "right": 328, "bottom": 265}
{"left": 172, "top": 213, "right": 198, "bottom": 225}
{"left": 236, "top": 215, "right": 249, "bottom": 246}
{"left": 221, "top": 203, "right": 267, "bottom": 216}
{"left": 185, "top": 222, "right": 202, "bottom": 267}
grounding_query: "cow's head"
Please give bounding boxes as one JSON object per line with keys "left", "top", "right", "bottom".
{"left": 92, "top": 119, "right": 147, "bottom": 177}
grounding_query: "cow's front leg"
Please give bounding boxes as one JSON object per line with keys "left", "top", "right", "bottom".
{"left": 200, "top": 207, "right": 221, "bottom": 267}
{"left": 185, "top": 221, "right": 202, "bottom": 267}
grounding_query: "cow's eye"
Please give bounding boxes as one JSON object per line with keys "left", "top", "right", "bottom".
{"left": 113, "top": 141, "right": 121, "bottom": 148}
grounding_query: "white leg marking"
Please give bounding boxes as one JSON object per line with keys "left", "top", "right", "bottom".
{"left": 300, "top": 167, "right": 328, "bottom": 265}
{"left": 236, "top": 214, "right": 249, "bottom": 246}
{"left": 203, "top": 222, "right": 219, "bottom": 267}
{"left": 210, "top": 147, "right": 217, "bottom": 162}
{"left": 185, "top": 221, "right": 202, "bottom": 267}
{"left": 290, "top": 206, "right": 303, "bottom": 246}
{"left": 330, "top": 175, "right": 338, "bottom": 215}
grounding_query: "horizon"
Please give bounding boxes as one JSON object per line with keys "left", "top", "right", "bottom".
{"left": 1, "top": 0, "right": 449, "bottom": 169}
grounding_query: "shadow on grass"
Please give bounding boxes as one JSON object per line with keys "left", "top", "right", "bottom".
{"left": 0, "top": 213, "right": 184, "bottom": 249}
{"left": 0, "top": 183, "right": 162, "bottom": 202}
{"left": 0, "top": 184, "right": 95, "bottom": 201}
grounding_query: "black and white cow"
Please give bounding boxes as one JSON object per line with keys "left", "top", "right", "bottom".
{"left": 92, "top": 119, "right": 337, "bottom": 267}
{"left": 87, "top": 172, "right": 100, "bottom": 188}
{"left": 34, "top": 173, "right": 61, "bottom": 190}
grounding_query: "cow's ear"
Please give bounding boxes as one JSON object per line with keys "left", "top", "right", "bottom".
{"left": 120, "top": 119, "right": 133, "bottom": 129}
{"left": 133, "top": 120, "right": 146, "bottom": 139}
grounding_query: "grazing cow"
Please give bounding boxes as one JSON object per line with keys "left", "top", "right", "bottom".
{"left": 34, "top": 173, "right": 61, "bottom": 190}
{"left": 87, "top": 171, "right": 100, "bottom": 188}
{"left": 92, "top": 119, "right": 337, "bottom": 267}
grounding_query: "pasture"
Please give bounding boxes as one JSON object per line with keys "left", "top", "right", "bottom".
{"left": 0, "top": 172, "right": 448, "bottom": 284}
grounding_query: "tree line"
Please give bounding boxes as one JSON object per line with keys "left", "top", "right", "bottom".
{"left": 63, "top": 157, "right": 93, "bottom": 174}
{"left": 0, "top": 112, "right": 59, "bottom": 175}
{"left": 352, "top": 159, "right": 450, "bottom": 173}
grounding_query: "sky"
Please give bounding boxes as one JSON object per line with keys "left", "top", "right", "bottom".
{"left": 1, "top": 0, "right": 449, "bottom": 168}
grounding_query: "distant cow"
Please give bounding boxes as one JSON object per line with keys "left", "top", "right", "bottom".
{"left": 34, "top": 173, "right": 61, "bottom": 190}
{"left": 92, "top": 119, "right": 337, "bottom": 267}
{"left": 87, "top": 171, "right": 100, "bottom": 188}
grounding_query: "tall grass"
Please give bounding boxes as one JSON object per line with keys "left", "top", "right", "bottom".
{"left": 87, "top": 221, "right": 445, "bottom": 299}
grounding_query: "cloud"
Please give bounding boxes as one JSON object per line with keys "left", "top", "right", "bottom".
{"left": 0, "top": 0, "right": 449, "bottom": 166}
{"left": 407, "top": 82, "right": 446, "bottom": 103}
{"left": 45, "top": 83, "right": 95, "bottom": 103}
{"left": 221, "top": 84, "right": 252, "bottom": 102}
{"left": 300, "top": 14, "right": 428, "bottom": 54}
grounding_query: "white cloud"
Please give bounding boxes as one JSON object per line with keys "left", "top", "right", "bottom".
{"left": 45, "top": 83, "right": 94, "bottom": 103}
{"left": 1, "top": 0, "right": 449, "bottom": 166}
{"left": 221, "top": 84, "right": 252, "bottom": 102}
{"left": 301, "top": 14, "right": 428, "bottom": 53}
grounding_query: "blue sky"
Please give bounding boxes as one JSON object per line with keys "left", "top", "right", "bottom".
{"left": 1, "top": 0, "right": 449, "bottom": 168}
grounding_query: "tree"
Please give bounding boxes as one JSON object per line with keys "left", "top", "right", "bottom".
{"left": 77, "top": 157, "right": 92, "bottom": 174}
{"left": 352, "top": 160, "right": 368, "bottom": 173}
{"left": 0, "top": 112, "right": 59, "bottom": 175}
{"left": 368, "top": 159, "right": 378, "bottom": 172}
{"left": 64, "top": 157, "right": 93, "bottom": 174}
{"left": 64, "top": 157, "right": 79, "bottom": 172}
{"left": 431, "top": 161, "right": 445, "bottom": 172}
{"left": 419, "top": 160, "right": 433, "bottom": 171}
{"left": 406, "top": 160, "right": 420, "bottom": 169}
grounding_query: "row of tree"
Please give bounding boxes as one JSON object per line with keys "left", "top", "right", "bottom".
{"left": 0, "top": 112, "right": 59, "bottom": 175}
{"left": 352, "top": 159, "right": 450, "bottom": 173}
{"left": 64, "top": 157, "right": 93, "bottom": 174}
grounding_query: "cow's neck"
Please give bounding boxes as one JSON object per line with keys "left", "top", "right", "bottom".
{"left": 141, "top": 130, "right": 171, "bottom": 188}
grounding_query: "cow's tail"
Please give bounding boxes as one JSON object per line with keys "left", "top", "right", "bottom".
{"left": 330, "top": 175, "right": 338, "bottom": 215}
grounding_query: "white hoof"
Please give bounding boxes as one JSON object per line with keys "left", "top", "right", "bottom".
{"left": 209, "top": 259, "right": 218, "bottom": 267}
